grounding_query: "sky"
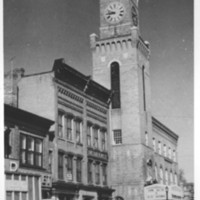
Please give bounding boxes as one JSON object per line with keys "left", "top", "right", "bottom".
{"left": 4, "top": 0, "right": 193, "bottom": 182}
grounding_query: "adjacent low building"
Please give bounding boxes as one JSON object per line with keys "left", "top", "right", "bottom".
{"left": 4, "top": 104, "right": 54, "bottom": 200}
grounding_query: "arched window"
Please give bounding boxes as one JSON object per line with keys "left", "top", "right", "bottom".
{"left": 142, "top": 66, "right": 146, "bottom": 111}
{"left": 152, "top": 138, "right": 156, "bottom": 151}
{"left": 111, "top": 62, "right": 121, "bottom": 109}
{"left": 145, "top": 132, "right": 148, "bottom": 146}
{"left": 155, "top": 164, "right": 158, "bottom": 180}
{"left": 165, "top": 169, "right": 168, "bottom": 185}
{"left": 160, "top": 167, "right": 163, "bottom": 184}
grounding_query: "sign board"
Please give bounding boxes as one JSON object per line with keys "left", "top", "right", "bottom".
{"left": 169, "top": 185, "right": 183, "bottom": 200}
{"left": 144, "top": 184, "right": 166, "bottom": 200}
{"left": 41, "top": 175, "right": 52, "bottom": 187}
{"left": 144, "top": 184, "right": 183, "bottom": 200}
{"left": 66, "top": 173, "right": 73, "bottom": 181}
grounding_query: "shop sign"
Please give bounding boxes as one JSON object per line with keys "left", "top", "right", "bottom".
{"left": 144, "top": 184, "right": 166, "bottom": 200}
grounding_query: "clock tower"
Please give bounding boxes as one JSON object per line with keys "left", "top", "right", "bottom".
{"left": 100, "top": 0, "right": 139, "bottom": 39}
{"left": 90, "top": 0, "right": 154, "bottom": 200}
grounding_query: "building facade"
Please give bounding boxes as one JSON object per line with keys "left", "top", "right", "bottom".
{"left": 4, "top": 0, "right": 182, "bottom": 200}
{"left": 16, "top": 59, "right": 114, "bottom": 200}
{"left": 4, "top": 104, "right": 54, "bottom": 200}
{"left": 90, "top": 0, "right": 181, "bottom": 200}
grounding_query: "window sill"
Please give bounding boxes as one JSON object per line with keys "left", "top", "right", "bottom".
{"left": 76, "top": 143, "right": 83, "bottom": 146}
{"left": 20, "top": 164, "right": 46, "bottom": 171}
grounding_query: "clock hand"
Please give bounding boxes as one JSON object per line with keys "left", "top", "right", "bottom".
{"left": 107, "top": 11, "right": 116, "bottom": 15}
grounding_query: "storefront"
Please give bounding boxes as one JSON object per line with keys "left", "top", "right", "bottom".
{"left": 144, "top": 184, "right": 183, "bottom": 200}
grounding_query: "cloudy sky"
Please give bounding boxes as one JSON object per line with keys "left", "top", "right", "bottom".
{"left": 4, "top": 0, "right": 193, "bottom": 181}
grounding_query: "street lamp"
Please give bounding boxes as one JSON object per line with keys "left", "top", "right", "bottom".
{"left": 165, "top": 186, "right": 169, "bottom": 200}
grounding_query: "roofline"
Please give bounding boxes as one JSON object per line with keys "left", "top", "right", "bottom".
{"left": 53, "top": 58, "right": 111, "bottom": 94}
{"left": 152, "top": 116, "right": 179, "bottom": 140}
{"left": 4, "top": 104, "right": 54, "bottom": 128}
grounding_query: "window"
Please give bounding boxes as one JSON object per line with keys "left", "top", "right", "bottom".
{"left": 21, "top": 192, "right": 27, "bottom": 200}
{"left": 174, "top": 173, "right": 178, "bottom": 185}
{"left": 75, "top": 120, "right": 81, "bottom": 144}
{"left": 66, "top": 155, "right": 73, "bottom": 181}
{"left": 142, "top": 66, "right": 146, "bottom": 111}
{"left": 14, "top": 174, "right": 19, "bottom": 180}
{"left": 88, "top": 160, "right": 93, "bottom": 184}
{"left": 102, "top": 164, "right": 107, "bottom": 185}
{"left": 93, "top": 127, "right": 98, "bottom": 149}
{"left": 58, "top": 111, "right": 64, "bottom": 138}
{"left": 165, "top": 169, "right": 168, "bottom": 185}
{"left": 48, "top": 150, "right": 53, "bottom": 172}
{"left": 158, "top": 141, "right": 161, "bottom": 154}
{"left": 6, "top": 191, "right": 12, "bottom": 200}
{"left": 173, "top": 150, "right": 176, "bottom": 162}
{"left": 14, "top": 192, "right": 20, "bottom": 200}
{"left": 76, "top": 158, "right": 82, "bottom": 182}
{"left": 155, "top": 165, "right": 158, "bottom": 180}
{"left": 101, "top": 130, "right": 107, "bottom": 151}
{"left": 66, "top": 116, "right": 73, "bottom": 141}
{"left": 160, "top": 167, "right": 163, "bottom": 184}
{"left": 6, "top": 174, "right": 12, "bottom": 180}
{"left": 170, "top": 171, "right": 173, "bottom": 185}
{"left": 58, "top": 152, "right": 64, "bottom": 179}
{"left": 168, "top": 147, "right": 171, "bottom": 159}
{"left": 153, "top": 138, "right": 156, "bottom": 151}
{"left": 113, "top": 129, "right": 122, "bottom": 144}
{"left": 111, "top": 62, "right": 121, "bottom": 109}
{"left": 95, "top": 163, "right": 100, "bottom": 185}
{"left": 145, "top": 132, "right": 148, "bottom": 145}
{"left": 164, "top": 144, "right": 167, "bottom": 156}
{"left": 20, "top": 134, "right": 43, "bottom": 167}
{"left": 4, "top": 127, "right": 11, "bottom": 158}
{"left": 87, "top": 124, "right": 92, "bottom": 147}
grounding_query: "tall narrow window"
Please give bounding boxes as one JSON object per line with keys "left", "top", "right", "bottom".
{"left": 113, "top": 129, "right": 122, "bottom": 144}
{"left": 173, "top": 150, "right": 176, "bottom": 162}
{"left": 174, "top": 173, "right": 178, "bottom": 185}
{"left": 111, "top": 62, "right": 121, "bottom": 109}
{"left": 75, "top": 120, "right": 81, "bottom": 144}
{"left": 153, "top": 138, "right": 156, "bottom": 151}
{"left": 142, "top": 66, "right": 146, "bottom": 111}
{"left": 95, "top": 163, "right": 100, "bottom": 185}
{"left": 48, "top": 150, "right": 53, "bottom": 172}
{"left": 165, "top": 169, "right": 168, "bottom": 185}
{"left": 101, "top": 130, "right": 107, "bottom": 151}
{"left": 160, "top": 167, "right": 163, "bottom": 184}
{"left": 76, "top": 158, "right": 82, "bottom": 182}
{"left": 170, "top": 171, "right": 173, "bottom": 185}
{"left": 102, "top": 164, "right": 107, "bottom": 185}
{"left": 66, "top": 155, "right": 73, "bottom": 181}
{"left": 164, "top": 144, "right": 167, "bottom": 156}
{"left": 155, "top": 165, "right": 158, "bottom": 180}
{"left": 88, "top": 160, "right": 93, "bottom": 184}
{"left": 58, "top": 111, "right": 64, "bottom": 138}
{"left": 158, "top": 141, "right": 161, "bottom": 154}
{"left": 66, "top": 116, "right": 73, "bottom": 141}
{"left": 35, "top": 138, "right": 43, "bottom": 167}
{"left": 4, "top": 127, "right": 11, "bottom": 158}
{"left": 145, "top": 132, "right": 148, "bottom": 146}
{"left": 87, "top": 124, "right": 92, "bottom": 147}
{"left": 58, "top": 152, "right": 64, "bottom": 180}
{"left": 93, "top": 127, "right": 98, "bottom": 149}
{"left": 168, "top": 147, "right": 171, "bottom": 159}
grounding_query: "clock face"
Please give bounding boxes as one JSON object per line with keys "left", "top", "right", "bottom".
{"left": 104, "top": 2, "right": 126, "bottom": 24}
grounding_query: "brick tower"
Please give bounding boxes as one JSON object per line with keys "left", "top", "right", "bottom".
{"left": 90, "top": 0, "right": 154, "bottom": 200}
